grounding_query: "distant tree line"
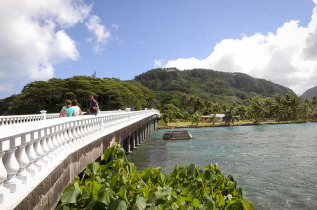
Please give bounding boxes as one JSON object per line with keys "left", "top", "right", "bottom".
{"left": 159, "top": 91, "right": 317, "bottom": 125}
{"left": 0, "top": 76, "right": 155, "bottom": 115}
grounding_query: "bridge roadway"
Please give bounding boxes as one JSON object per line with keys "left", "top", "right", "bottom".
{"left": 0, "top": 109, "right": 160, "bottom": 210}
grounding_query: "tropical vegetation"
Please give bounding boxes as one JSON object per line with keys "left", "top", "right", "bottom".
{"left": 0, "top": 76, "right": 154, "bottom": 115}
{"left": 158, "top": 92, "right": 317, "bottom": 126}
{"left": 135, "top": 68, "right": 294, "bottom": 103}
{"left": 57, "top": 143, "right": 254, "bottom": 210}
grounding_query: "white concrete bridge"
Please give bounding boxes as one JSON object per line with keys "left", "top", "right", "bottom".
{"left": 0, "top": 109, "right": 160, "bottom": 209}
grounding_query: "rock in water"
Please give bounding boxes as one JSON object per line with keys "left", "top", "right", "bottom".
{"left": 163, "top": 130, "right": 193, "bottom": 140}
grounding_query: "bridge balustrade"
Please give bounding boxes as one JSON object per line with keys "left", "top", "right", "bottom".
{"left": 0, "top": 111, "right": 59, "bottom": 126}
{"left": 0, "top": 109, "right": 159, "bottom": 209}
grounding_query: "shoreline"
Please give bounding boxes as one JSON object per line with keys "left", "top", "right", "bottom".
{"left": 158, "top": 121, "right": 313, "bottom": 129}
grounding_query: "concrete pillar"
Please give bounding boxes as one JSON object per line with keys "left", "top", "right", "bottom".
{"left": 135, "top": 130, "right": 140, "bottom": 146}
{"left": 140, "top": 127, "right": 144, "bottom": 142}
{"left": 124, "top": 137, "right": 131, "bottom": 154}
{"left": 120, "top": 139, "right": 124, "bottom": 149}
{"left": 130, "top": 133, "right": 135, "bottom": 150}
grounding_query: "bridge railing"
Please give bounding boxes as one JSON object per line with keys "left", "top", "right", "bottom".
{"left": 0, "top": 109, "right": 159, "bottom": 209}
{"left": 0, "top": 111, "right": 60, "bottom": 126}
{"left": 0, "top": 109, "right": 129, "bottom": 126}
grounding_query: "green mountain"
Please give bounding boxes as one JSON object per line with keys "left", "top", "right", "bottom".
{"left": 134, "top": 68, "right": 295, "bottom": 102}
{"left": 300, "top": 86, "right": 317, "bottom": 99}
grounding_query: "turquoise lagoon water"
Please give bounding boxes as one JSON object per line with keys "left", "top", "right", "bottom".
{"left": 128, "top": 123, "right": 317, "bottom": 209}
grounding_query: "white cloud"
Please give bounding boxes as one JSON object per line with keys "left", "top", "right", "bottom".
{"left": 166, "top": 0, "right": 317, "bottom": 95}
{"left": 111, "top": 24, "right": 119, "bottom": 29}
{"left": 0, "top": 0, "right": 117, "bottom": 98}
{"left": 154, "top": 59, "right": 165, "bottom": 68}
{"left": 86, "top": 15, "right": 111, "bottom": 52}
{"left": 0, "top": 0, "right": 92, "bottom": 96}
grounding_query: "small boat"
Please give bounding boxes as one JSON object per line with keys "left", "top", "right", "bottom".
{"left": 163, "top": 130, "right": 193, "bottom": 140}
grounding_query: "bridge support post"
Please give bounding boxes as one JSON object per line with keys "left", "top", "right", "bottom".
{"left": 130, "top": 132, "right": 136, "bottom": 150}
{"left": 146, "top": 124, "right": 148, "bottom": 138}
{"left": 124, "top": 137, "right": 131, "bottom": 154}
{"left": 141, "top": 126, "right": 144, "bottom": 142}
{"left": 135, "top": 130, "right": 140, "bottom": 146}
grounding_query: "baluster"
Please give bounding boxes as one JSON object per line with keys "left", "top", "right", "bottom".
{"left": 76, "top": 121, "right": 84, "bottom": 145}
{"left": 59, "top": 124, "right": 66, "bottom": 151}
{"left": 46, "top": 127, "right": 55, "bottom": 160}
{"left": 26, "top": 130, "right": 38, "bottom": 177}
{"left": 67, "top": 123, "right": 75, "bottom": 150}
{"left": 16, "top": 133, "right": 31, "bottom": 184}
{"left": 51, "top": 126, "right": 60, "bottom": 156}
{"left": 70, "top": 122, "right": 78, "bottom": 150}
{"left": 56, "top": 125, "right": 63, "bottom": 154}
{"left": 76, "top": 121, "right": 84, "bottom": 144}
{"left": 0, "top": 139, "right": 10, "bottom": 204}
{"left": 62, "top": 123, "right": 70, "bottom": 150}
{"left": 40, "top": 129, "right": 50, "bottom": 165}
{"left": 4, "top": 136, "right": 22, "bottom": 193}
{"left": 63, "top": 123, "right": 72, "bottom": 151}
{"left": 93, "top": 119, "right": 99, "bottom": 136}
{"left": 90, "top": 119, "right": 95, "bottom": 136}
{"left": 82, "top": 120, "right": 89, "bottom": 141}
{"left": 96, "top": 118, "right": 100, "bottom": 134}
{"left": 86, "top": 119, "right": 92, "bottom": 138}
{"left": 34, "top": 129, "right": 44, "bottom": 171}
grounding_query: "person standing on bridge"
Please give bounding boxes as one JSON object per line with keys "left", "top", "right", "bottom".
{"left": 85, "top": 94, "right": 99, "bottom": 115}
{"left": 72, "top": 99, "right": 83, "bottom": 115}
{"left": 60, "top": 100, "right": 76, "bottom": 117}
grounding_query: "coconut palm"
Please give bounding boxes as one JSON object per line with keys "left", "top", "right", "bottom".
{"left": 248, "top": 96, "right": 265, "bottom": 123}
{"left": 222, "top": 108, "right": 239, "bottom": 125}
{"left": 301, "top": 99, "right": 311, "bottom": 122}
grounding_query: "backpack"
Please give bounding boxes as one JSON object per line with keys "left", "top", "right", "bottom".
{"left": 59, "top": 109, "right": 67, "bottom": 118}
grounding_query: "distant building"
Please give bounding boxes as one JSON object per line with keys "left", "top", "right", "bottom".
{"left": 201, "top": 114, "right": 225, "bottom": 122}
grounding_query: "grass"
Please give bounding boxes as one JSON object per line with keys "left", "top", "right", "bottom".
{"left": 158, "top": 119, "right": 311, "bottom": 128}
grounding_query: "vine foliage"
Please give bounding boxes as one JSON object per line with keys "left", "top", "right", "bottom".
{"left": 57, "top": 143, "right": 254, "bottom": 209}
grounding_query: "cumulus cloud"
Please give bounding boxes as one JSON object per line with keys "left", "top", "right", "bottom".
{"left": 86, "top": 15, "right": 111, "bottom": 52}
{"left": 154, "top": 59, "right": 165, "bottom": 68}
{"left": 0, "top": 0, "right": 91, "bottom": 96}
{"left": 166, "top": 0, "right": 317, "bottom": 95}
{"left": 0, "top": 0, "right": 115, "bottom": 98}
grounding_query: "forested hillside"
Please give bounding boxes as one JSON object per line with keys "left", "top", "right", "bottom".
{"left": 300, "top": 86, "right": 317, "bottom": 99}
{"left": 134, "top": 68, "right": 295, "bottom": 103}
{"left": 0, "top": 76, "right": 154, "bottom": 115}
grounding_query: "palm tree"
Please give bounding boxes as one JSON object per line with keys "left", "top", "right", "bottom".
{"left": 236, "top": 105, "right": 247, "bottom": 120}
{"left": 191, "top": 113, "right": 201, "bottom": 125}
{"left": 312, "top": 96, "right": 317, "bottom": 106}
{"left": 248, "top": 96, "right": 265, "bottom": 123}
{"left": 310, "top": 107, "right": 317, "bottom": 122}
{"left": 222, "top": 108, "right": 239, "bottom": 125}
{"left": 301, "top": 99, "right": 311, "bottom": 122}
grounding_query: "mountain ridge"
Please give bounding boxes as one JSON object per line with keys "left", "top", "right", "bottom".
{"left": 300, "top": 86, "right": 317, "bottom": 99}
{"left": 134, "top": 68, "right": 295, "bottom": 102}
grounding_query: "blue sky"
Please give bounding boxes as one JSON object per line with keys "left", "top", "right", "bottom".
{"left": 0, "top": 0, "right": 316, "bottom": 99}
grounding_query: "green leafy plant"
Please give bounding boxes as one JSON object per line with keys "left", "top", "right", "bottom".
{"left": 57, "top": 143, "right": 254, "bottom": 209}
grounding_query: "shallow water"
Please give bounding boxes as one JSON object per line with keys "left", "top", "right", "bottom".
{"left": 128, "top": 123, "right": 317, "bottom": 209}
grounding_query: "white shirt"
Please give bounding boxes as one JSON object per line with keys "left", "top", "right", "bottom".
{"left": 72, "top": 106, "right": 81, "bottom": 115}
